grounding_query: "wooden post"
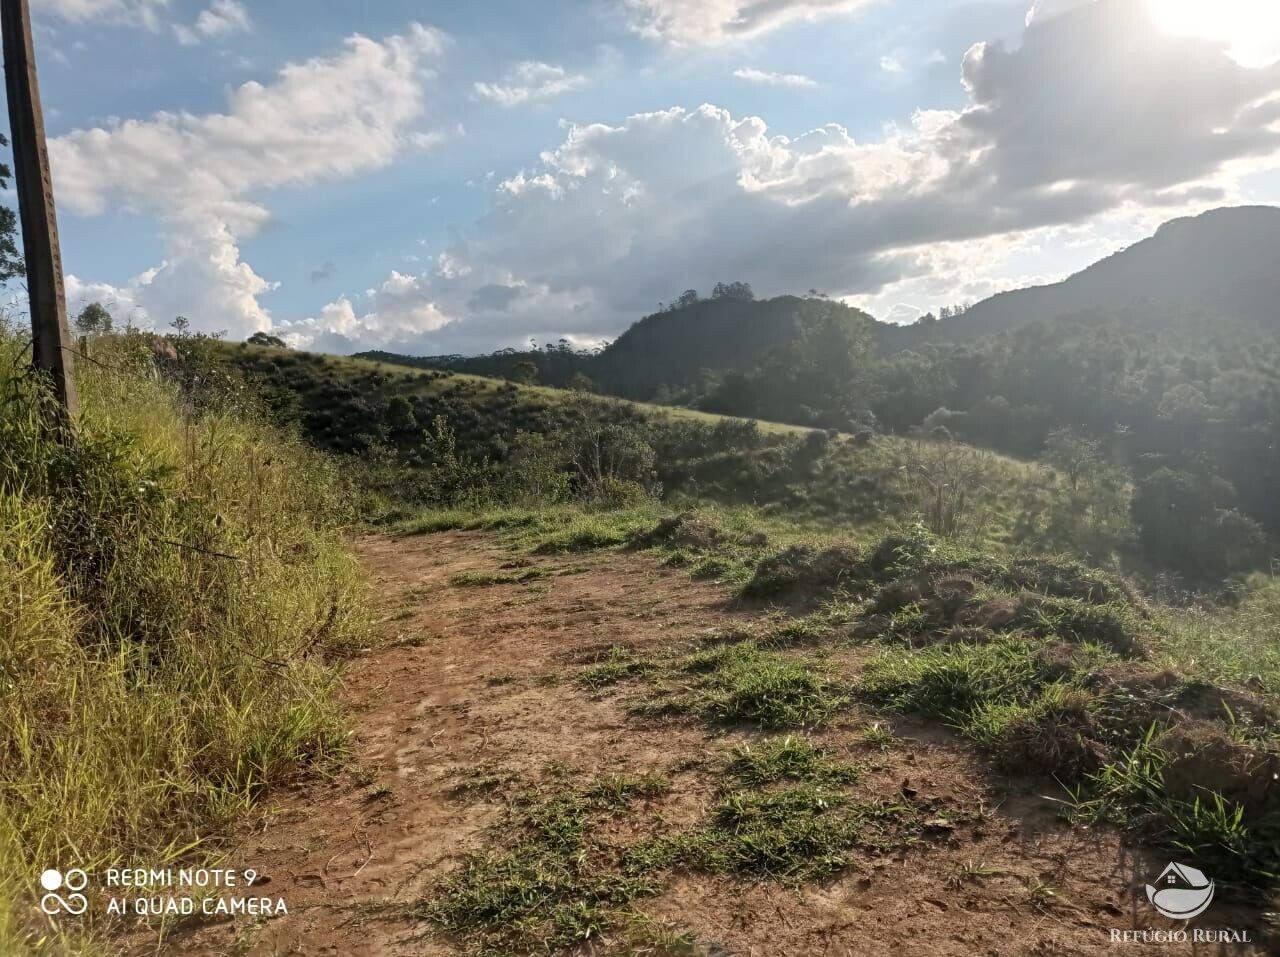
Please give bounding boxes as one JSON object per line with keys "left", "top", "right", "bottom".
{"left": 2, "top": 0, "right": 78, "bottom": 424}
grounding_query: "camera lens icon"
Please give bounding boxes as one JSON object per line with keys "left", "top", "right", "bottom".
{"left": 39, "top": 868, "right": 88, "bottom": 915}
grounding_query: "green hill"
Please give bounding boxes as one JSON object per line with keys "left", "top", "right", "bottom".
{"left": 212, "top": 340, "right": 1134, "bottom": 565}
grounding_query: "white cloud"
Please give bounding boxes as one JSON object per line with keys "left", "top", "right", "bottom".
{"left": 44, "top": 0, "right": 250, "bottom": 43}
{"left": 175, "top": 0, "right": 251, "bottom": 45}
{"left": 879, "top": 55, "right": 903, "bottom": 74}
{"left": 276, "top": 272, "right": 451, "bottom": 353}
{"left": 1025, "top": 0, "right": 1093, "bottom": 26}
{"left": 42, "top": 0, "right": 169, "bottom": 28}
{"left": 733, "top": 67, "right": 817, "bottom": 88}
{"left": 623, "top": 0, "right": 881, "bottom": 46}
{"left": 52, "top": 25, "right": 450, "bottom": 338}
{"left": 473, "top": 61, "right": 588, "bottom": 107}
{"left": 302, "top": 0, "right": 1280, "bottom": 353}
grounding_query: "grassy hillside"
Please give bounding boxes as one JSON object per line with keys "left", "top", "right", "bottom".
{"left": 214, "top": 341, "right": 1124, "bottom": 561}
{"left": 0, "top": 329, "right": 366, "bottom": 953}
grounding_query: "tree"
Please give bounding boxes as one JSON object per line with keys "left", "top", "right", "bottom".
{"left": 567, "top": 371, "right": 596, "bottom": 393}
{"left": 247, "top": 331, "right": 287, "bottom": 348}
{"left": 170, "top": 316, "right": 191, "bottom": 336}
{"left": 1044, "top": 427, "right": 1104, "bottom": 491}
{"left": 0, "top": 135, "right": 21, "bottom": 285}
{"left": 1131, "top": 468, "right": 1263, "bottom": 578}
{"left": 711, "top": 281, "right": 754, "bottom": 301}
{"left": 73, "top": 301, "right": 113, "bottom": 336}
{"left": 384, "top": 395, "right": 417, "bottom": 434}
{"left": 510, "top": 360, "right": 538, "bottom": 385}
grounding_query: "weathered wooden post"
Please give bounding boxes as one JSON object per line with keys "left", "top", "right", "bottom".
{"left": 2, "top": 0, "right": 78, "bottom": 425}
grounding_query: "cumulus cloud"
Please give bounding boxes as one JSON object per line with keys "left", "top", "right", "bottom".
{"left": 174, "top": 0, "right": 251, "bottom": 45}
{"left": 52, "top": 25, "right": 450, "bottom": 338}
{"left": 733, "top": 67, "right": 817, "bottom": 88}
{"left": 623, "top": 0, "right": 881, "bottom": 46}
{"left": 473, "top": 61, "right": 588, "bottom": 107}
{"left": 275, "top": 271, "right": 451, "bottom": 354}
{"left": 298, "top": 0, "right": 1280, "bottom": 353}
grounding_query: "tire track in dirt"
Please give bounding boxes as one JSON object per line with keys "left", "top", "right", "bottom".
{"left": 139, "top": 532, "right": 1273, "bottom": 956}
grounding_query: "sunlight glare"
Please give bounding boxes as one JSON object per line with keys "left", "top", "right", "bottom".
{"left": 1145, "top": 0, "right": 1280, "bottom": 67}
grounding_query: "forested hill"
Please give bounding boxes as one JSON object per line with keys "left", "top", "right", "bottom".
{"left": 882, "top": 205, "right": 1280, "bottom": 350}
{"left": 357, "top": 295, "right": 876, "bottom": 401}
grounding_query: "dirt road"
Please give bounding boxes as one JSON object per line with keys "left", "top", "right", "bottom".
{"left": 144, "top": 532, "right": 1272, "bottom": 956}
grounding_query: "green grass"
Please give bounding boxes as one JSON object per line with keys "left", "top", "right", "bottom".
{"left": 723, "top": 736, "right": 860, "bottom": 788}
{"left": 670, "top": 641, "right": 849, "bottom": 730}
{"left": 578, "top": 646, "right": 656, "bottom": 690}
{"left": 0, "top": 330, "right": 366, "bottom": 953}
{"left": 1158, "top": 577, "right": 1280, "bottom": 697}
{"left": 628, "top": 786, "right": 916, "bottom": 882}
{"left": 426, "top": 746, "right": 913, "bottom": 953}
{"left": 450, "top": 566, "right": 552, "bottom": 587}
{"left": 422, "top": 774, "right": 669, "bottom": 956}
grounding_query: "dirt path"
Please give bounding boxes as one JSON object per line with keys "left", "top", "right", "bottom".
{"left": 143, "top": 532, "right": 1272, "bottom": 956}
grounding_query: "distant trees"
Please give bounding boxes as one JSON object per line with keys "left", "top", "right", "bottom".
{"left": 247, "top": 331, "right": 287, "bottom": 348}
{"left": 510, "top": 360, "right": 539, "bottom": 385}
{"left": 699, "top": 299, "right": 874, "bottom": 430}
{"left": 0, "top": 135, "right": 22, "bottom": 285}
{"left": 711, "top": 281, "right": 754, "bottom": 301}
{"left": 869, "top": 311, "right": 1280, "bottom": 578}
{"left": 1131, "top": 468, "right": 1263, "bottom": 577}
{"left": 74, "top": 302, "right": 114, "bottom": 336}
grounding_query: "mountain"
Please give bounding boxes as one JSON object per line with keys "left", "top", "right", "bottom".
{"left": 886, "top": 205, "right": 1280, "bottom": 349}
{"left": 358, "top": 295, "right": 875, "bottom": 401}
{"left": 590, "top": 296, "right": 871, "bottom": 399}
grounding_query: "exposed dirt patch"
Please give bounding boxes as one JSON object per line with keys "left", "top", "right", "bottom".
{"left": 125, "top": 532, "right": 1274, "bottom": 956}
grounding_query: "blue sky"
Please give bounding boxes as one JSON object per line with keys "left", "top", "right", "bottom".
{"left": 10, "top": 0, "right": 1280, "bottom": 354}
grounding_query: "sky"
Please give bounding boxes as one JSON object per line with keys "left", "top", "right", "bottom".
{"left": 6, "top": 0, "right": 1280, "bottom": 355}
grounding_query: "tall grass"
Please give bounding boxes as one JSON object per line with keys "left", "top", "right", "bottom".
{"left": 0, "top": 329, "right": 366, "bottom": 953}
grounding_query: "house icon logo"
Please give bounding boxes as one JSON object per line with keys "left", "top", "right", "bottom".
{"left": 1145, "top": 862, "right": 1214, "bottom": 920}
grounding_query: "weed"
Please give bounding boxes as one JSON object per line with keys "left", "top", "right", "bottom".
{"left": 579, "top": 647, "right": 656, "bottom": 690}
{"left": 450, "top": 566, "right": 552, "bottom": 587}
{"left": 676, "top": 642, "right": 849, "bottom": 730}
{"left": 860, "top": 722, "right": 897, "bottom": 751}
{"left": 631, "top": 787, "right": 916, "bottom": 882}
{"left": 724, "top": 737, "right": 860, "bottom": 788}
{"left": 1027, "top": 881, "right": 1058, "bottom": 908}
{"left": 423, "top": 775, "right": 668, "bottom": 955}
{"left": 946, "top": 859, "right": 1003, "bottom": 888}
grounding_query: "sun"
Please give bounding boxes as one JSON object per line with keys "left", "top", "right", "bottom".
{"left": 1144, "top": 0, "right": 1280, "bottom": 67}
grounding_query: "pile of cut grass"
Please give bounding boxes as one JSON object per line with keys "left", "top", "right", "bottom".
{"left": 0, "top": 330, "right": 365, "bottom": 952}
